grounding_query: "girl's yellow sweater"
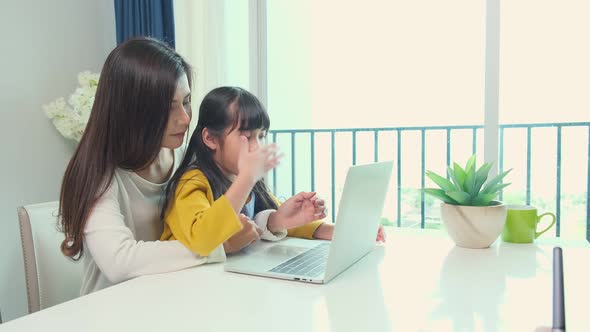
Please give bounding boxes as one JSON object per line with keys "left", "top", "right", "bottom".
{"left": 161, "top": 169, "right": 324, "bottom": 256}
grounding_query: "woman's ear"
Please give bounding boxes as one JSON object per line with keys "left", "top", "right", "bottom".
{"left": 202, "top": 128, "right": 219, "bottom": 151}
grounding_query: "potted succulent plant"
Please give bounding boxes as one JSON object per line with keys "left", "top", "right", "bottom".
{"left": 425, "top": 155, "right": 511, "bottom": 249}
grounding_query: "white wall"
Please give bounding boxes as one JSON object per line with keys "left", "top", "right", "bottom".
{"left": 0, "top": 0, "right": 115, "bottom": 322}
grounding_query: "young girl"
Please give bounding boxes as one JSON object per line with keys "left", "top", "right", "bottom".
{"left": 161, "top": 87, "right": 384, "bottom": 256}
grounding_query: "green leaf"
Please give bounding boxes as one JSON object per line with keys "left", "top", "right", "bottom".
{"left": 471, "top": 193, "right": 498, "bottom": 206}
{"left": 463, "top": 161, "right": 477, "bottom": 196}
{"left": 425, "top": 171, "right": 455, "bottom": 192}
{"left": 464, "top": 155, "right": 476, "bottom": 174}
{"left": 446, "top": 191, "right": 472, "bottom": 205}
{"left": 481, "top": 169, "right": 512, "bottom": 194}
{"left": 473, "top": 162, "right": 493, "bottom": 194}
{"left": 424, "top": 188, "right": 459, "bottom": 204}
{"left": 452, "top": 163, "right": 466, "bottom": 188}
{"left": 487, "top": 182, "right": 511, "bottom": 195}
{"left": 447, "top": 167, "right": 463, "bottom": 191}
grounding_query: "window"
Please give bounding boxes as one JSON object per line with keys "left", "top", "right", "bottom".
{"left": 175, "top": 1, "right": 589, "bottom": 239}
{"left": 267, "top": 0, "right": 486, "bottom": 226}
{"left": 499, "top": 0, "right": 590, "bottom": 240}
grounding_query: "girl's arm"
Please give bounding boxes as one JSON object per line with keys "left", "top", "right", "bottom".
{"left": 312, "top": 222, "right": 335, "bottom": 240}
{"left": 224, "top": 173, "right": 257, "bottom": 215}
{"left": 163, "top": 170, "right": 244, "bottom": 256}
{"left": 310, "top": 223, "right": 387, "bottom": 242}
{"left": 286, "top": 220, "right": 325, "bottom": 239}
{"left": 263, "top": 192, "right": 383, "bottom": 241}
{"left": 252, "top": 209, "right": 288, "bottom": 241}
{"left": 84, "top": 180, "right": 222, "bottom": 285}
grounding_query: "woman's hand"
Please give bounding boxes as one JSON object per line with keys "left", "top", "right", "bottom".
{"left": 237, "top": 136, "right": 281, "bottom": 185}
{"left": 267, "top": 192, "right": 326, "bottom": 232}
{"left": 312, "top": 223, "right": 387, "bottom": 243}
{"left": 223, "top": 214, "right": 263, "bottom": 254}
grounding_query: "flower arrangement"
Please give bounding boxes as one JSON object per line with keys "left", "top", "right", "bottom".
{"left": 43, "top": 71, "right": 99, "bottom": 141}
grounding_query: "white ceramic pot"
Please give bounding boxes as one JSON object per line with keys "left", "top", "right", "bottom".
{"left": 440, "top": 201, "right": 507, "bottom": 249}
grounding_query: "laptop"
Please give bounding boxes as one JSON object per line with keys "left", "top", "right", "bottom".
{"left": 224, "top": 161, "right": 394, "bottom": 284}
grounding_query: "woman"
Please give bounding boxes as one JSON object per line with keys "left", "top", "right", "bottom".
{"left": 59, "top": 38, "right": 294, "bottom": 294}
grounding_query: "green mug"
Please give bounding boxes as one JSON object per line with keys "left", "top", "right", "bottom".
{"left": 501, "top": 205, "right": 556, "bottom": 243}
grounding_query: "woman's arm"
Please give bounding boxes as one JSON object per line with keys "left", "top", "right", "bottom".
{"left": 83, "top": 180, "right": 223, "bottom": 284}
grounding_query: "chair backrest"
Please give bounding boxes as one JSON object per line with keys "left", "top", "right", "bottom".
{"left": 17, "top": 201, "right": 83, "bottom": 313}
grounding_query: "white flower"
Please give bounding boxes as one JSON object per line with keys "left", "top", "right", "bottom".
{"left": 77, "top": 71, "right": 100, "bottom": 88}
{"left": 43, "top": 97, "right": 67, "bottom": 119}
{"left": 44, "top": 71, "right": 99, "bottom": 142}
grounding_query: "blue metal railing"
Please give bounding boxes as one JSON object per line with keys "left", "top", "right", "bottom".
{"left": 269, "top": 122, "right": 590, "bottom": 241}
{"left": 587, "top": 125, "right": 590, "bottom": 241}
{"left": 497, "top": 122, "right": 590, "bottom": 238}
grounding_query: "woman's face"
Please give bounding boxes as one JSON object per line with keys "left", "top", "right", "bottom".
{"left": 162, "top": 74, "right": 191, "bottom": 149}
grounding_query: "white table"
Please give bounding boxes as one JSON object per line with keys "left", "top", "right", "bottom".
{"left": 2, "top": 229, "right": 589, "bottom": 331}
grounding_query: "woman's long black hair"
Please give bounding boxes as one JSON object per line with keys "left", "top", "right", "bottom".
{"left": 161, "top": 87, "right": 278, "bottom": 220}
{"left": 60, "top": 37, "right": 191, "bottom": 259}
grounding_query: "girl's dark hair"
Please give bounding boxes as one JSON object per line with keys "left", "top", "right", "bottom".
{"left": 162, "top": 87, "right": 278, "bottom": 220}
{"left": 59, "top": 37, "right": 192, "bottom": 259}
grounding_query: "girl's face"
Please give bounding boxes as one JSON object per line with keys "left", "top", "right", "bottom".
{"left": 215, "top": 125, "right": 266, "bottom": 178}
{"left": 204, "top": 102, "right": 267, "bottom": 178}
{"left": 162, "top": 74, "right": 191, "bottom": 149}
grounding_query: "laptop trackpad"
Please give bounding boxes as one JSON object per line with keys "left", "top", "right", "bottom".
{"left": 263, "top": 244, "right": 309, "bottom": 258}
{"left": 252, "top": 244, "right": 310, "bottom": 266}
{"left": 228, "top": 244, "right": 312, "bottom": 271}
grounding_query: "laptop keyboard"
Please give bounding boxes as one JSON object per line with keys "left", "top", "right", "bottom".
{"left": 269, "top": 243, "right": 330, "bottom": 277}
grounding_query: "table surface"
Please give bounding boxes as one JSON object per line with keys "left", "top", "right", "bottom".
{"left": 2, "top": 228, "right": 589, "bottom": 332}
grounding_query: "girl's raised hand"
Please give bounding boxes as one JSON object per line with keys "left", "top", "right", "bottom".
{"left": 237, "top": 136, "right": 281, "bottom": 184}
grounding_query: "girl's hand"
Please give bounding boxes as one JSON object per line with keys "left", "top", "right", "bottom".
{"left": 312, "top": 223, "right": 387, "bottom": 243}
{"left": 223, "top": 214, "right": 263, "bottom": 253}
{"left": 237, "top": 136, "right": 281, "bottom": 185}
{"left": 268, "top": 192, "right": 326, "bottom": 232}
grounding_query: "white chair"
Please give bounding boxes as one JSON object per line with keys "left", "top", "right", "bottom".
{"left": 17, "top": 201, "right": 83, "bottom": 313}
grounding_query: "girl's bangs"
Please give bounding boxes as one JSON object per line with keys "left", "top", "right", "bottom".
{"left": 236, "top": 95, "right": 270, "bottom": 132}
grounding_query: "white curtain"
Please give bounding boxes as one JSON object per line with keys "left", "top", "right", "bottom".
{"left": 174, "top": 0, "right": 251, "bottom": 130}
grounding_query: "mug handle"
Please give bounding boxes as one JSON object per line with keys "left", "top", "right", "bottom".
{"left": 535, "top": 212, "right": 556, "bottom": 239}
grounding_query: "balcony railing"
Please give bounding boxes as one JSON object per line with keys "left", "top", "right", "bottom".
{"left": 269, "top": 122, "right": 590, "bottom": 242}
